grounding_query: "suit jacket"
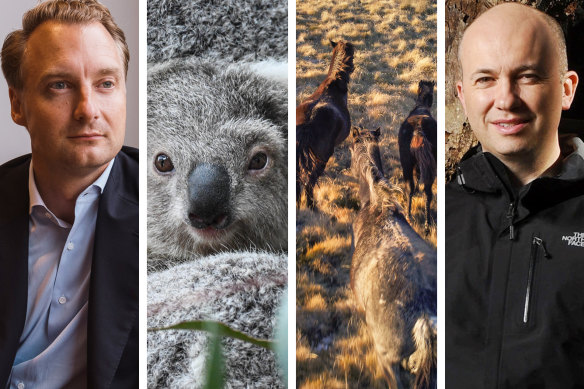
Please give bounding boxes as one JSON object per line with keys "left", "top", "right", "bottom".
{"left": 0, "top": 146, "right": 139, "bottom": 389}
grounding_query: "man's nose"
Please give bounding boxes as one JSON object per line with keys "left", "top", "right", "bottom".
{"left": 73, "top": 87, "right": 98, "bottom": 122}
{"left": 493, "top": 78, "right": 520, "bottom": 111}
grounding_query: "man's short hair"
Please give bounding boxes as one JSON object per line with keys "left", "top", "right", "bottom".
{"left": 457, "top": 3, "right": 568, "bottom": 78}
{"left": 1, "top": 0, "right": 129, "bottom": 89}
{"left": 541, "top": 10, "right": 568, "bottom": 77}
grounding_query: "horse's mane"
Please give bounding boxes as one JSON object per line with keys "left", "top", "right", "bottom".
{"left": 298, "top": 41, "right": 354, "bottom": 106}
{"left": 352, "top": 135, "right": 404, "bottom": 215}
{"left": 327, "top": 41, "right": 355, "bottom": 84}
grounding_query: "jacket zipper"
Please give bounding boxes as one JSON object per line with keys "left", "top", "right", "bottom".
{"left": 523, "top": 236, "right": 550, "bottom": 324}
{"left": 507, "top": 202, "right": 516, "bottom": 240}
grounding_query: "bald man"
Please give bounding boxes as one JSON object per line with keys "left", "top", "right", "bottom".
{"left": 446, "top": 3, "right": 584, "bottom": 388}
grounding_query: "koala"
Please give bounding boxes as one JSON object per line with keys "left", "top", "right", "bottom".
{"left": 147, "top": 57, "right": 288, "bottom": 387}
{"left": 147, "top": 251, "right": 287, "bottom": 388}
{"left": 147, "top": 58, "right": 288, "bottom": 271}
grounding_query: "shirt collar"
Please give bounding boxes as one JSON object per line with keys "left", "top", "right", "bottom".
{"left": 28, "top": 158, "right": 116, "bottom": 216}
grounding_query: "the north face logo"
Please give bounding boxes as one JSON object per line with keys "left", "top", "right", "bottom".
{"left": 562, "top": 232, "right": 584, "bottom": 247}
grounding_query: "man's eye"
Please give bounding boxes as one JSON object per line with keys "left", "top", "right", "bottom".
{"left": 519, "top": 74, "right": 539, "bottom": 82}
{"left": 101, "top": 81, "right": 114, "bottom": 88}
{"left": 476, "top": 77, "right": 493, "bottom": 84}
{"left": 51, "top": 81, "right": 67, "bottom": 89}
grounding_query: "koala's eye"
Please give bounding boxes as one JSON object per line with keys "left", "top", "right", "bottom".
{"left": 248, "top": 152, "right": 268, "bottom": 171}
{"left": 154, "top": 153, "right": 174, "bottom": 173}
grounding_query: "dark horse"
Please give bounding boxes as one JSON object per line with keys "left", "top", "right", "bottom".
{"left": 350, "top": 126, "right": 437, "bottom": 389}
{"left": 296, "top": 40, "right": 355, "bottom": 209}
{"left": 398, "top": 80, "right": 437, "bottom": 234}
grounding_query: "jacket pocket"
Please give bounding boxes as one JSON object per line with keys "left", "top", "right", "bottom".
{"left": 522, "top": 235, "right": 550, "bottom": 325}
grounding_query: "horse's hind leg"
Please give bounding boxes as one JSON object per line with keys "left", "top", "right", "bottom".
{"left": 306, "top": 162, "right": 326, "bottom": 211}
{"left": 381, "top": 364, "right": 407, "bottom": 389}
{"left": 296, "top": 179, "right": 304, "bottom": 208}
{"left": 306, "top": 184, "right": 315, "bottom": 210}
{"left": 306, "top": 176, "right": 318, "bottom": 210}
{"left": 424, "top": 185, "right": 433, "bottom": 235}
{"left": 407, "top": 177, "right": 415, "bottom": 218}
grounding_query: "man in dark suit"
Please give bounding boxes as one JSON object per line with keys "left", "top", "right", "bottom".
{"left": 0, "top": 1, "right": 137, "bottom": 388}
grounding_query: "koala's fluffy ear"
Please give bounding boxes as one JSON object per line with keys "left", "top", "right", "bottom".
{"left": 261, "top": 96, "right": 286, "bottom": 127}
{"left": 245, "top": 84, "right": 287, "bottom": 139}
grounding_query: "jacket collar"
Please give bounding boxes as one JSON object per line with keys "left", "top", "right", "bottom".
{"left": 455, "top": 137, "right": 584, "bottom": 218}
{"left": 456, "top": 137, "right": 584, "bottom": 192}
{"left": 556, "top": 136, "right": 584, "bottom": 180}
{"left": 455, "top": 148, "right": 509, "bottom": 194}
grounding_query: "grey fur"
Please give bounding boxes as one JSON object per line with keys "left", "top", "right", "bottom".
{"left": 147, "top": 251, "right": 287, "bottom": 388}
{"left": 147, "top": 58, "right": 288, "bottom": 271}
{"left": 350, "top": 128, "right": 437, "bottom": 388}
{"left": 352, "top": 208, "right": 437, "bottom": 388}
{"left": 147, "top": 0, "right": 288, "bottom": 63}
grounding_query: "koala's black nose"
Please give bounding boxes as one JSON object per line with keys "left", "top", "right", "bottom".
{"left": 187, "top": 163, "right": 231, "bottom": 229}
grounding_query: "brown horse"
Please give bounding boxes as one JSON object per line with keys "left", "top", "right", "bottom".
{"left": 398, "top": 80, "right": 437, "bottom": 234}
{"left": 296, "top": 40, "right": 355, "bottom": 209}
{"left": 350, "top": 126, "right": 437, "bottom": 389}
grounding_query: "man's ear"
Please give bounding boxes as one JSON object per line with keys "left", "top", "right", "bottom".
{"left": 562, "top": 70, "right": 579, "bottom": 110}
{"left": 456, "top": 81, "right": 467, "bottom": 116}
{"left": 9, "top": 87, "right": 27, "bottom": 127}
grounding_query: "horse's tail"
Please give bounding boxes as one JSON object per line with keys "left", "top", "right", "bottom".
{"left": 296, "top": 126, "right": 316, "bottom": 185}
{"left": 410, "top": 314, "right": 437, "bottom": 389}
{"left": 411, "top": 130, "right": 436, "bottom": 186}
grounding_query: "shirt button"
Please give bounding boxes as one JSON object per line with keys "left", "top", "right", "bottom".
{"left": 17, "top": 382, "right": 25, "bottom": 389}
{"left": 58, "top": 296, "right": 67, "bottom": 304}
{"left": 67, "top": 242, "right": 74, "bottom": 250}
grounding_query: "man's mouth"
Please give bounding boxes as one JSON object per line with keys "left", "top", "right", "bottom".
{"left": 491, "top": 119, "right": 529, "bottom": 135}
{"left": 69, "top": 132, "right": 105, "bottom": 140}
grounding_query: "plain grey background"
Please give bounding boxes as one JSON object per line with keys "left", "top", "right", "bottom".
{"left": 0, "top": 0, "right": 139, "bottom": 162}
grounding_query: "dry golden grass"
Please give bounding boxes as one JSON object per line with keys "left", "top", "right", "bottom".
{"left": 304, "top": 293, "right": 328, "bottom": 311}
{"left": 297, "top": 43, "right": 319, "bottom": 57}
{"left": 304, "top": 236, "right": 351, "bottom": 261}
{"left": 296, "top": 0, "right": 437, "bottom": 386}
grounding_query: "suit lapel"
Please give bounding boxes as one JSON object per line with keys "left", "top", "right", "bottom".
{"left": 0, "top": 157, "right": 30, "bottom": 386}
{"left": 87, "top": 153, "right": 138, "bottom": 388}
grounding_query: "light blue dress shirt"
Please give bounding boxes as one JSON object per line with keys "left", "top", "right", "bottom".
{"left": 8, "top": 160, "right": 114, "bottom": 389}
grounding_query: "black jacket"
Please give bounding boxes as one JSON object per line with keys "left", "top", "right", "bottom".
{"left": 446, "top": 138, "right": 584, "bottom": 389}
{"left": 0, "top": 147, "right": 138, "bottom": 389}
